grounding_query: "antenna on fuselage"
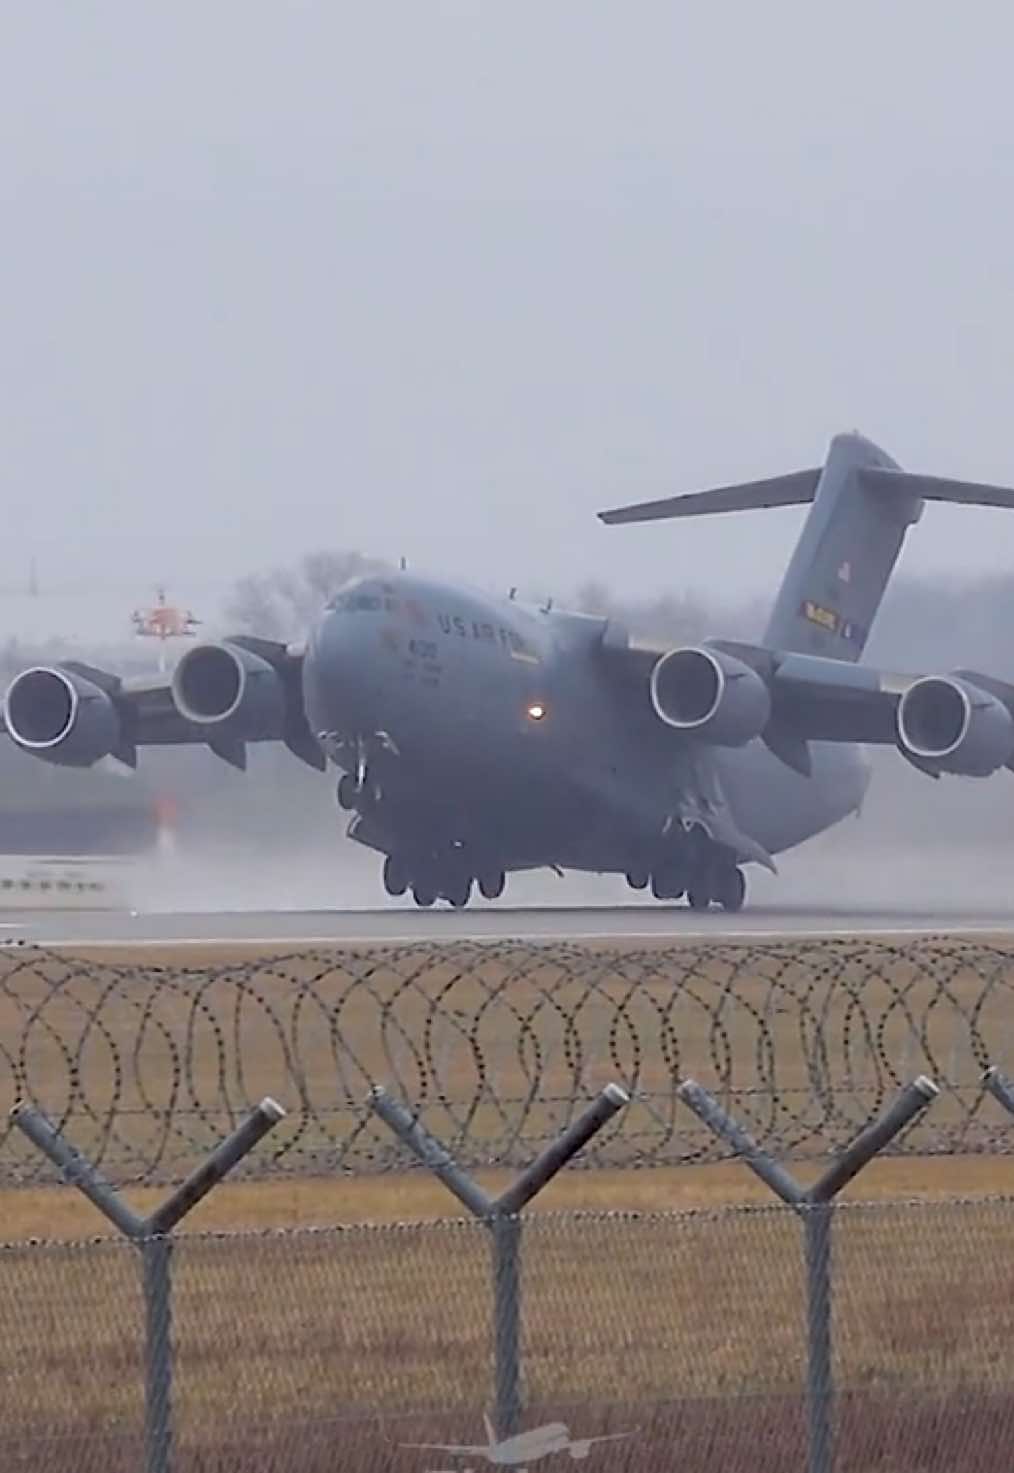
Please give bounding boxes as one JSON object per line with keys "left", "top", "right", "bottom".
{"left": 509, "top": 587, "right": 517, "bottom": 600}
{"left": 399, "top": 556, "right": 407, "bottom": 570}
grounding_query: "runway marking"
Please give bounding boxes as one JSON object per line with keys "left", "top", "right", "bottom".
{"left": 1, "top": 896, "right": 1014, "bottom": 950}
{"left": 7, "top": 913, "right": 1014, "bottom": 949}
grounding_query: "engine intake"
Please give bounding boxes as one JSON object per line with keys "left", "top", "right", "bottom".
{"left": 650, "top": 647, "right": 771, "bottom": 746}
{"left": 896, "top": 675, "right": 1014, "bottom": 776}
{"left": 171, "top": 642, "right": 286, "bottom": 739}
{"left": 3, "top": 667, "right": 121, "bottom": 766}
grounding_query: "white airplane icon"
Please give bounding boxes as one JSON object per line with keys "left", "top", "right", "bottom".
{"left": 401, "top": 1412, "right": 634, "bottom": 1467}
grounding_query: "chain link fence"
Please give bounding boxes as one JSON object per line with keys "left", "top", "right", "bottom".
{"left": 6, "top": 936, "right": 1014, "bottom": 1470}
{"left": 3, "top": 935, "right": 1014, "bottom": 1184}
{"left": 5, "top": 1199, "right": 1014, "bottom": 1472}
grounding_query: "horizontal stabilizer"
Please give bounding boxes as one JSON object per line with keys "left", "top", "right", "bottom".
{"left": 598, "top": 468, "right": 821, "bottom": 524}
{"left": 599, "top": 462, "right": 1014, "bottom": 526}
{"left": 859, "top": 467, "right": 1014, "bottom": 510}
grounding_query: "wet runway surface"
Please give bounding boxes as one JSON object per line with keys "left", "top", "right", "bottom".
{"left": 2, "top": 901, "right": 1014, "bottom": 946}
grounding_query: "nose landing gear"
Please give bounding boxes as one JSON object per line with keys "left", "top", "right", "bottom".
{"left": 338, "top": 771, "right": 381, "bottom": 812}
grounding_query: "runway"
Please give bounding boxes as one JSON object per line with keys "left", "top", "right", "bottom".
{"left": 2, "top": 900, "right": 1014, "bottom": 946}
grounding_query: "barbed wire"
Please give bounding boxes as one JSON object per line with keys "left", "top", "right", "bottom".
{"left": 2, "top": 935, "right": 1014, "bottom": 1186}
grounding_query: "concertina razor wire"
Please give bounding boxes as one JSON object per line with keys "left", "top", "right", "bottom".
{"left": 3, "top": 935, "right": 1014, "bottom": 1186}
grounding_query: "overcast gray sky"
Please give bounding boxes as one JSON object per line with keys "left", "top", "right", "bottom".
{"left": 4, "top": 2, "right": 1014, "bottom": 624}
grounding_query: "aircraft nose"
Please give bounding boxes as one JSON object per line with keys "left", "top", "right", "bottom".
{"left": 305, "top": 598, "right": 390, "bottom": 738}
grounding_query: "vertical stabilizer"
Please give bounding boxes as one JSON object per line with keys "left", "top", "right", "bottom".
{"left": 599, "top": 432, "right": 1014, "bottom": 666}
{"left": 761, "top": 432, "right": 922, "bottom": 662}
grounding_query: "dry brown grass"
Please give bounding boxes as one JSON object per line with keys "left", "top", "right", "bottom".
{"left": 3, "top": 1173, "right": 1014, "bottom": 1460}
{"left": 3, "top": 1152, "right": 1014, "bottom": 1241}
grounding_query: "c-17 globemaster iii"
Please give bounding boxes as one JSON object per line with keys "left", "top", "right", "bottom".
{"left": 5, "top": 431, "right": 1014, "bottom": 912}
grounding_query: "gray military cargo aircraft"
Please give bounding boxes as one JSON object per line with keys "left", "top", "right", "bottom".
{"left": 5, "top": 431, "right": 1014, "bottom": 911}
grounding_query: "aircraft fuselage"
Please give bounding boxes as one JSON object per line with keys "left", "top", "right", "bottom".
{"left": 300, "top": 572, "right": 869, "bottom": 890}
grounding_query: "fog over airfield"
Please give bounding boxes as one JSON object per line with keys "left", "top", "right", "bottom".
{"left": 3, "top": 4, "right": 1014, "bottom": 617}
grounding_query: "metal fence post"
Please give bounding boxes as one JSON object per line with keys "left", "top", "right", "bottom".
{"left": 142, "top": 1236, "right": 174, "bottom": 1473}
{"left": 803, "top": 1202, "right": 832, "bottom": 1473}
{"left": 492, "top": 1213, "right": 522, "bottom": 1438}
{"left": 983, "top": 1065, "right": 1014, "bottom": 1117}
{"left": 678, "top": 1074, "right": 938, "bottom": 1473}
{"left": 11, "top": 1095, "right": 286, "bottom": 1473}
{"left": 372, "top": 1082, "right": 628, "bottom": 1440}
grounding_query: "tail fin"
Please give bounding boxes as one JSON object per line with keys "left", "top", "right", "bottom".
{"left": 598, "top": 431, "right": 1014, "bottom": 663}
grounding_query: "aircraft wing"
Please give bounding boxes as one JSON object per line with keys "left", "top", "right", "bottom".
{"left": 600, "top": 627, "right": 1014, "bottom": 779}
{"left": 397, "top": 1443, "right": 484, "bottom": 1455}
{"left": 0, "top": 637, "right": 326, "bottom": 773}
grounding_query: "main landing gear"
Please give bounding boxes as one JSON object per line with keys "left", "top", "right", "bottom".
{"left": 383, "top": 851, "right": 507, "bottom": 908}
{"left": 626, "top": 831, "right": 747, "bottom": 913}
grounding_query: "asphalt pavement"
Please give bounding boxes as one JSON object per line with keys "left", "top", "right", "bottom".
{"left": 1, "top": 900, "right": 1012, "bottom": 947}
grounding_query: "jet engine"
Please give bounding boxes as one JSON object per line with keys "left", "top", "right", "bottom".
{"left": 650, "top": 646, "right": 771, "bottom": 746}
{"left": 896, "top": 675, "right": 1014, "bottom": 777}
{"left": 171, "top": 641, "right": 287, "bottom": 739}
{"left": 3, "top": 666, "right": 121, "bottom": 766}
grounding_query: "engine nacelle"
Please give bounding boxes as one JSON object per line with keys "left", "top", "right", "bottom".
{"left": 3, "top": 666, "right": 121, "bottom": 767}
{"left": 171, "top": 641, "right": 287, "bottom": 739}
{"left": 896, "top": 675, "right": 1014, "bottom": 777}
{"left": 650, "top": 646, "right": 771, "bottom": 746}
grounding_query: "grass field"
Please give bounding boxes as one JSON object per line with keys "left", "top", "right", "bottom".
{"left": 3, "top": 1168, "right": 1014, "bottom": 1471}
{"left": 3, "top": 935, "right": 1014, "bottom": 1469}
{"left": 5, "top": 1151, "right": 1014, "bottom": 1240}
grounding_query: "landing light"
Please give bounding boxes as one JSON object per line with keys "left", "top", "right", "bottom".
{"left": 527, "top": 703, "right": 547, "bottom": 721}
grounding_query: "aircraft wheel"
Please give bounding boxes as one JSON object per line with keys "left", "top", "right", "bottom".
{"left": 478, "top": 869, "right": 506, "bottom": 900}
{"left": 716, "top": 866, "right": 746, "bottom": 913}
{"left": 626, "top": 869, "right": 649, "bottom": 891}
{"left": 412, "top": 882, "right": 436, "bottom": 908}
{"left": 687, "top": 886, "right": 711, "bottom": 911}
{"left": 383, "top": 856, "right": 408, "bottom": 897}
{"left": 444, "top": 873, "right": 473, "bottom": 908}
{"left": 651, "top": 866, "right": 686, "bottom": 901}
{"left": 337, "top": 774, "right": 357, "bottom": 811}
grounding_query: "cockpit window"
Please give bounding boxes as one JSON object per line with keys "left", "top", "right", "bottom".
{"left": 325, "top": 591, "right": 382, "bottom": 612}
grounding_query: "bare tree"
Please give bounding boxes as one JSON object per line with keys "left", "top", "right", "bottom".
{"left": 572, "top": 579, "right": 765, "bottom": 645}
{"left": 225, "top": 550, "right": 392, "bottom": 640}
